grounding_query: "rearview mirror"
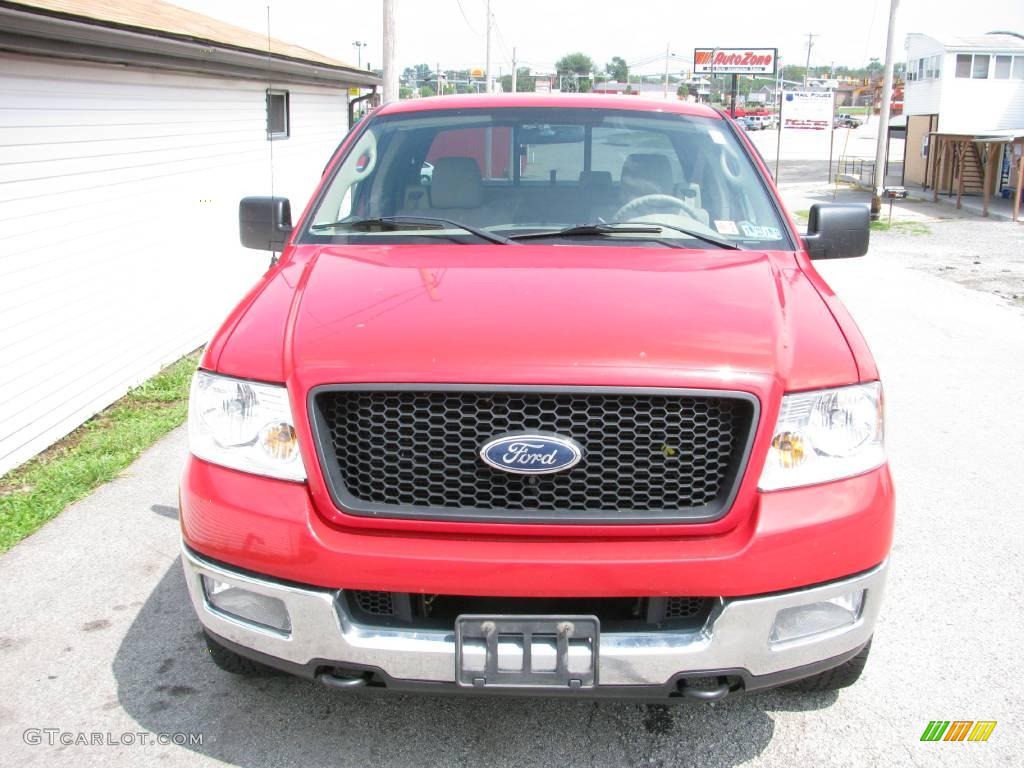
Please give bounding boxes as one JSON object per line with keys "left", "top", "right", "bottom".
{"left": 239, "top": 196, "right": 293, "bottom": 251}
{"left": 803, "top": 204, "right": 869, "bottom": 260}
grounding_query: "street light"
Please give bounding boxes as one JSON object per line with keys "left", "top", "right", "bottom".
{"left": 352, "top": 40, "right": 367, "bottom": 69}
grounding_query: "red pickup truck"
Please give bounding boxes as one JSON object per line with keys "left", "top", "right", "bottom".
{"left": 181, "top": 94, "right": 892, "bottom": 701}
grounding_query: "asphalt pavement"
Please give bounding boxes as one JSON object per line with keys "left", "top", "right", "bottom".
{"left": 1, "top": 210, "right": 1022, "bottom": 767}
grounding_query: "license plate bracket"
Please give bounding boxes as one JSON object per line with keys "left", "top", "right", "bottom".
{"left": 455, "top": 615, "right": 599, "bottom": 689}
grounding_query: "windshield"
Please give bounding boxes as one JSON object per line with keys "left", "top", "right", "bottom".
{"left": 303, "top": 106, "right": 792, "bottom": 250}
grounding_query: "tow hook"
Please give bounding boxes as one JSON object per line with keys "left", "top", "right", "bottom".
{"left": 317, "top": 669, "right": 371, "bottom": 689}
{"left": 679, "top": 676, "right": 734, "bottom": 701}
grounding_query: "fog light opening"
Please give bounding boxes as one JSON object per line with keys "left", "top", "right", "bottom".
{"left": 201, "top": 575, "right": 292, "bottom": 634}
{"left": 769, "top": 590, "right": 865, "bottom": 645}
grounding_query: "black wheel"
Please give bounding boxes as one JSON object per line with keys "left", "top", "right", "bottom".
{"left": 784, "top": 639, "right": 872, "bottom": 692}
{"left": 203, "top": 631, "right": 281, "bottom": 677}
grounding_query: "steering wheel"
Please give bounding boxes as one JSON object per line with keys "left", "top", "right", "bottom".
{"left": 613, "top": 194, "right": 700, "bottom": 222}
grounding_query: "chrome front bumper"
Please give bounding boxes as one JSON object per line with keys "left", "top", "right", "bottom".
{"left": 182, "top": 544, "right": 887, "bottom": 688}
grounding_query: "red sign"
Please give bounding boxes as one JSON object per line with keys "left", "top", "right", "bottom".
{"left": 693, "top": 48, "right": 777, "bottom": 75}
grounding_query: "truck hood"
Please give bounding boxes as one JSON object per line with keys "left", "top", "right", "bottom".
{"left": 266, "top": 244, "right": 858, "bottom": 393}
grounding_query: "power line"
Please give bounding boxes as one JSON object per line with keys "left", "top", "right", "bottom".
{"left": 454, "top": 0, "right": 483, "bottom": 36}
{"left": 489, "top": 8, "right": 516, "bottom": 70}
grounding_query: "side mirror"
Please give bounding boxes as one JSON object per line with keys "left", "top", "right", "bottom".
{"left": 239, "top": 196, "right": 293, "bottom": 251}
{"left": 803, "top": 204, "right": 870, "bottom": 260}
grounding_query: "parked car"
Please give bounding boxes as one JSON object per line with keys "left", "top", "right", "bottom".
{"left": 184, "top": 94, "right": 889, "bottom": 701}
{"left": 834, "top": 113, "right": 863, "bottom": 128}
{"left": 744, "top": 114, "right": 772, "bottom": 131}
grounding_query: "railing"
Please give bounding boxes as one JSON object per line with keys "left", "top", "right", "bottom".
{"left": 833, "top": 156, "right": 903, "bottom": 188}
{"left": 834, "top": 156, "right": 875, "bottom": 186}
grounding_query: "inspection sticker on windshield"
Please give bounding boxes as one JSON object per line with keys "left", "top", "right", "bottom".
{"left": 708, "top": 129, "right": 727, "bottom": 145}
{"left": 714, "top": 220, "right": 739, "bottom": 235}
{"left": 739, "top": 222, "right": 781, "bottom": 239}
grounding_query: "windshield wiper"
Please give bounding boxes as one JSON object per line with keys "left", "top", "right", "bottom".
{"left": 310, "top": 216, "right": 513, "bottom": 245}
{"left": 509, "top": 222, "right": 740, "bottom": 249}
{"left": 635, "top": 221, "right": 742, "bottom": 250}
{"left": 509, "top": 223, "right": 663, "bottom": 241}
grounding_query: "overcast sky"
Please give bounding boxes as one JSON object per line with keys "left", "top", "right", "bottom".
{"left": 170, "top": 0, "right": 1024, "bottom": 76}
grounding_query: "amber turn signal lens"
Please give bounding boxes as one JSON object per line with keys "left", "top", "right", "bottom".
{"left": 770, "top": 431, "right": 806, "bottom": 468}
{"left": 259, "top": 422, "right": 299, "bottom": 461}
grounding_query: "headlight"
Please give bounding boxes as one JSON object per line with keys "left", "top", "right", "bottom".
{"left": 759, "top": 382, "right": 884, "bottom": 491}
{"left": 187, "top": 371, "right": 306, "bottom": 481}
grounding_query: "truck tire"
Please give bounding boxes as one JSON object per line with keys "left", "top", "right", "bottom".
{"left": 203, "top": 631, "right": 281, "bottom": 677}
{"left": 784, "top": 639, "right": 871, "bottom": 692}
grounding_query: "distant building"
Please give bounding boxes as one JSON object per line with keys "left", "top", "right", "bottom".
{"left": 902, "top": 31, "right": 1024, "bottom": 207}
{"left": 590, "top": 80, "right": 684, "bottom": 99}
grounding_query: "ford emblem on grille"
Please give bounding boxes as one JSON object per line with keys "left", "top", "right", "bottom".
{"left": 480, "top": 432, "right": 583, "bottom": 475}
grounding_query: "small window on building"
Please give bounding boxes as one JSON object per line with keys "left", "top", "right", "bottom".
{"left": 1014, "top": 56, "right": 1024, "bottom": 80}
{"left": 994, "top": 55, "right": 1012, "bottom": 79}
{"left": 972, "top": 55, "right": 990, "bottom": 79}
{"left": 917, "top": 59, "right": 925, "bottom": 80}
{"left": 266, "top": 90, "right": 290, "bottom": 140}
{"left": 930, "top": 55, "right": 941, "bottom": 78}
{"left": 955, "top": 54, "right": 972, "bottom": 78}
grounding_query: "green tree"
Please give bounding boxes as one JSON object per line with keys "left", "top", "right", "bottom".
{"left": 605, "top": 56, "right": 628, "bottom": 82}
{"left": 499, "top": 67, "right": 536, "bottom": 92}
{"left": 418, "top": 84, "right": 435, "bottom": 97}
{"left": 556, "top": 52, "right": 595, "bottom": 92}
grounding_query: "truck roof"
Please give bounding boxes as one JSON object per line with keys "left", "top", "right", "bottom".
{"left": 374, "top": 92, "right": 725, "bottom": 119}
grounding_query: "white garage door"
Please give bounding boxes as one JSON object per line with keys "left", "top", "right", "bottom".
{"left": 0, "top": 53, "right": 349, "bottom": 475}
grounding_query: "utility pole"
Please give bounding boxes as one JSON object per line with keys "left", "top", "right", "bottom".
{"left": 485, "top": 0, "right": 492, "bottom": 93}
{"left": 871, "top": 0, "right": 899, "bottom": 218}
{"left": 436, "top": 61, "right": 441, "bottom": 95}
{"left": 382, "top": 0, "right": 398, "bottom": 103}
{"left": 511, "top": 46, "right": 517, "bottom": 93}
{"left": 803, "top": 33, "right": 817, "bottom": 86}
{"left": 663, "top": 42, "right": 670, "bottom": 99}
{"left": 352, "top": 40, "right": 366, "bottom": 69}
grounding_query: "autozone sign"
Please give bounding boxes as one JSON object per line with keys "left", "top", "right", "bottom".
{"left": 693, "top": 48, "right": 777, "bottom": 75}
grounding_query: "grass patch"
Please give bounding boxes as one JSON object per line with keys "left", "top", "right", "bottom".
{"left": 870, "top": 220, "right": 931, "bottom": 235}
{"left": 792, "top": 209, "right": 810, "bottom": 225}
{"left": 0, "top": 351, "right": 200, "bottom": 553}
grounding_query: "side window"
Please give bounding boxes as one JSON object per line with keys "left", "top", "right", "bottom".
{"left": 266, "top": 89, "right": 289, "bottom": 140}
{"left": 425, "top": 126, "right": 513, "bottom": 180}
{"left": 972, "top": 55, "right": 990, "bottom": 79}
{"left": 955, "top": 54, "right": 972, "bottom": 78}
{"left": 517, "top": 125, "right": 584, "bottom": 182}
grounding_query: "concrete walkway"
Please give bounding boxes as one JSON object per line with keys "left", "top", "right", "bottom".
{"left": 903, "top": 183, "right": 1022, "bottom": 222}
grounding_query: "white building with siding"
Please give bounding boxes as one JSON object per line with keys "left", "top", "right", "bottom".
{"left": 0, "top": 0, "right": 379, "bottom": 476}
{"left": 902, "top": 31, "right": 1024, "bottom": 192}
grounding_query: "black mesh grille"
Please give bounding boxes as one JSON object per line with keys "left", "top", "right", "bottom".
{"left": 354, "top": 591, "right": 394, "bottom": 616}
{"left": 312, "top": 388, "right": 755, "bottom": 522}
{"left": 664, "top": 597, "right": 707, "bottom": 620}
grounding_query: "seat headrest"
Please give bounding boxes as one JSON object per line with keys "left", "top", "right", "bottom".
{"left": 620, "top": 153, "right": 673, "bottom": 195}
{"left": 430, "top": 157, "right": 483, "bottom": 209}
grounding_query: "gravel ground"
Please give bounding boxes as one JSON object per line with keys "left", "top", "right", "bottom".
{"left": 778, "top": 182, "right": 1024, "bottom": 311}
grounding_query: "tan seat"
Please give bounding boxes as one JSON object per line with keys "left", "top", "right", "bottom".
{"left": 405, "top": 156, "right": 514, "bottom": 227}
{"left": 619, "top": 153, "right": 709, "bottom": 226}
{"left": 620, "top": 153, "right": 674, "bottom": 197}
{"left": 430, "top": 157, "right": 484, "bottom": 210}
